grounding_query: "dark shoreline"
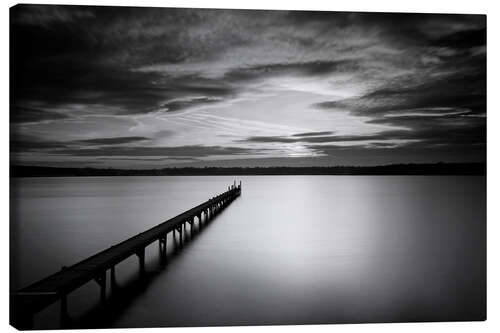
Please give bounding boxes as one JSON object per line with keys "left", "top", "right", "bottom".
{"left": 10, "top": 163, "right": 486, "bottom": 177}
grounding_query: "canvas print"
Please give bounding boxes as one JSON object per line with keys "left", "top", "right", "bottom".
{"left": 10, "top": 4, "right": 486, "bottom": 330}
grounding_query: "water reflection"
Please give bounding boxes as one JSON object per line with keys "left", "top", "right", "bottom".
{"left": 63, "top": 208, "right": 220, "bottom": 329}
{"left": 11, "top": 176, "right": 486, "bottom": 328}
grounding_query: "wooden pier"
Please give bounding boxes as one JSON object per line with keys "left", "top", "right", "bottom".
{"left": 11, "top": 182, "right": 242, "bottom": 329}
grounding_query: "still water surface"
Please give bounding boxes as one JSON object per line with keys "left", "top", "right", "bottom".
{"left": 10, "top": 176, "right": 486, "bottom": 328}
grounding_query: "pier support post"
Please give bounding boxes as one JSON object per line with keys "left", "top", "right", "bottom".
{"left": 94, "top": 272, "right": 106, "bottom": 303}
{"left": 136, "top": 248, "right": 145, "bottom": 275}
{"left": 180, "top": 226, "right": 183, "bottom": 246}
{"left": 110, "top": 266, "right": 118, "bottom": 292}
{"left": 59, "top": 294, "right": 70, "bottom": 328}
{"left": 159, "top": 235, "right": 167, "bottom": 261}
{"left": 176, "top": 226, "right": 183, "bottom": 248}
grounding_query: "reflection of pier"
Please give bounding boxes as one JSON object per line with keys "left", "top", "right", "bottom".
{"left": 11, "top": 182, "right": 242, "bottom": 329}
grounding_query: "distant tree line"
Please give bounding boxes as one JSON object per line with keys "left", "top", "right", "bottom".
{"left": 10, "top": 162, "right": 486, "bottom": 177}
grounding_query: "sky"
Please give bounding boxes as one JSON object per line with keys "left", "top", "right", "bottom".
{"left": 10, "top": 5, "right": 486, "bottom": 168}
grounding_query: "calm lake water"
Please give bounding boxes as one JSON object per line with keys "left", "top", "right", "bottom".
{"left": 10, "top": 176, "right": 486, "bottom": 329}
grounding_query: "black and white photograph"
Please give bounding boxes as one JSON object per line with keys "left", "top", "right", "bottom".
{"left": 9, "top": 2, "right": 487, "bottom": 330}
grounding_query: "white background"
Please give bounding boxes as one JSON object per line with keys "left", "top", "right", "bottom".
{"left": 1, "top": 0, "right": 498, "bottom": 332}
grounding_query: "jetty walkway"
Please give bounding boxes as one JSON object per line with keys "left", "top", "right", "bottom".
{"left": 11, "top": 182, "right": 242, "bottom": 329}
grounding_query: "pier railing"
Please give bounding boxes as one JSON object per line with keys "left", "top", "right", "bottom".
{"left": 11, "top": 182, "right": 242, "bottom": 329}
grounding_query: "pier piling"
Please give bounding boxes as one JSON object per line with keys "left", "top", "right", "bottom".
{"left": 110, "top": 266, "right": 117, "bottom": 292}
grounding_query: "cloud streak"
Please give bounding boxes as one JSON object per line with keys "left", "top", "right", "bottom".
{"left": 76, "top": 136, "right": 150, "bottom": 145}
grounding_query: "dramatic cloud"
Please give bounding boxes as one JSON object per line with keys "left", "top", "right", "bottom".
{"left": 223, "top": 60, "right": 361, "bottom": 82}
{"left": 10, "top": 5, "right": 486, "bottom": 167}
{"left": 10, "top": 135, "right": 67, "bottom": 152}
{"left": 161, "top": 97, "right": 224, "bottom": 112}
{"left": 45, "top": 145, "right": 267, "bottom": 158}
{"left": 76, "top": 136, "right": 150, "bottom": 145}
{"left": 11, "top": 106, "right": 69, "bottom": 123}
